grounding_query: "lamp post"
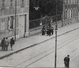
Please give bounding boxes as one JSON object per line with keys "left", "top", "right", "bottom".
{"left": 34, "top": 0, "right": 39, "bottom": 10}
{"left": 15, "top": 0, "right": 17, "bottom": 41}
{"left": 55, "top": 0, "right": 58, "bottom": 68}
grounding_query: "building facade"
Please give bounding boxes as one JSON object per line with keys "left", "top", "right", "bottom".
{"left": 29, "top": 0, "right": 79, "bottom": 28}
{"left": 62, "top": 0, "right": 78, "bottom": 26}
{"left": 0, "top": 0, "right": 29, "bottom": 40}
{"left": 78, "top": 0, "right": 79, "bottom": 21}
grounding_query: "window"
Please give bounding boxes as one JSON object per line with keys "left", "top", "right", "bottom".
{"left": 8, "top": 16, "right": 18, "bottom": 30}
{"left": 21, "top": 0, "right": 25, "bottom": 7}
{"left": 64, "top": 0, "right": 67, "bottom": 4}
{"left": 8, "top": 16, "right": 14, "bottom": 30}
{"left": 68, "top": 0, "right": 70, "bottom": 4}
{"left": 66, "top": 0, "right": 68, "bottom": 4}
{"left": 1, "top": 18, "right": 5, "bottom": 31}
{"left": 75, "top": 8, "right": 77, "bottom": 16}
{"left": 75, "top": 0, "right": 78, "bottom": 4}
{"left": 10, "top": 0, "right": 13, "bottom": 7}
{"left": 71, "top": 0, "right": 72, "bottom": 4}
{"left": 64, "top": 10, "right": 67, "bottom": 19}
{"left": 10, "top": 16, "right": 14, "bottom": 29}
{"left": 2, "top": 0, "right": 5, "bottom": 8}
{"left": 70, "top": 10, "right": 72, "bottom": 18}
{"left": 68, "top": 0, "right": 71, "bottom": 4}
{"left": 71, "top": 9, "right": 73, "bottom": 17}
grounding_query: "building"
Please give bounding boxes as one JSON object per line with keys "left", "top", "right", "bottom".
{"left": 0, "top": 0, "right": 29, "bottom": 40}
{"left": 29, "top": 0, "right": 63, "bottom": 28}
{"left": 29, "top": 0, "right": 79, "bottom": 28}
{"left": 78, "top": 0, "right": 79, "bottom": 21}
{"left": 0, "top": 0, "right": 78, "bottom": 39}
{"left": 62, "top": 0, "right": 78, "bottom": 26}
{"left": 29, "top": 0, "right": 79, "bottom": 35}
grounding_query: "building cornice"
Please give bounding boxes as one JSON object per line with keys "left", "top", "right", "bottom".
{"left": 64, "top": 4, "right": 78, "bottom": 9}
{"left": 0, "top": 6, "right": 29, "bottom": 17}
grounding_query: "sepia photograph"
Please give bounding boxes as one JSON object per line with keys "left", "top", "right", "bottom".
{"left": 0, "top": 0, "right": 79, "bottom": 68}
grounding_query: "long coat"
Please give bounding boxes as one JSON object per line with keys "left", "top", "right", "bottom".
{"left": 64, "top": 57, "right": 70, "bottom": 67}
{"left": 10, "top": 38, "right": 15, "bottom": 46}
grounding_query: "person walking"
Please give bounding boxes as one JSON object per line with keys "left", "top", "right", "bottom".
{"left": 47, "top": 27, "right": 49, "bottom": 35}
{"left": 10, "top": 37, "right": 15, "bottom": 51}
{"left": 5, "top": 37, "right": 9, "bottom": 51}
{"left": 42, "top": 26, "right": 46, "bottom": 35}
{"left": 49, "top": 27, "right": 51, "bottom": 36}
{"left": 51, "top": 27, "right": 54, "bottom": 35}
{"left": 64, "top": 55, "right": 70, "bottom": 68}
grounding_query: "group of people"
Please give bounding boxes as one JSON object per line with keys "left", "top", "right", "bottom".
{"left": 0, "top": 37, "right": 15, "bottom": 51}
{"left": 41, "top": 26, "right": 54, "bottom": 36}
{"left": 42, "top": 26, "right": 70, "bottom": 68}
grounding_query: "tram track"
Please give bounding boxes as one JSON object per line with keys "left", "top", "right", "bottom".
{"left": 14, "top": 29, "right": 79, "bottom": 67}
{"left": 0, "top": 26, "right": 79, "bottom": 67}
{"left": 0, "top": 26, "right": 79, "bottom": 60}
{"left": 24, "top": 36, "right": 79, "bottom": 67}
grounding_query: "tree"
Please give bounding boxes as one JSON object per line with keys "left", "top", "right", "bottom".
{"left": 29, "top": 0, "right": 63, "bottom": 20}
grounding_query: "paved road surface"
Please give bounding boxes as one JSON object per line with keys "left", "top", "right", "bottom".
{"left": 0, "top": 25, "right": 79, "bottom": 68}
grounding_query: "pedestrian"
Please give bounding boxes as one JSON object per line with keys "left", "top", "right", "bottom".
{"left": 42, "top": 26, "right": 46, "bottom": 35}
{"left": 10, "top": 37, "right": 15, "bottom": 51}
{"left": 47, "top": 26, "right": 49, "bottom": 36}
{"left": 1, "top": 37, "right": 5, "bottom": 51}
{"left": 49, "top": 27, "right": 51, "bottom": 36}
{"left": 51, "top": 27, "right": 54, "bottom": 35}
{"left": 64, "top": 55, "right": 70, "bottom": 68}
{"left": 5, "top": 37, "right": 9, "bottom": 51}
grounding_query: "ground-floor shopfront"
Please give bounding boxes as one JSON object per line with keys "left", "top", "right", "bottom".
{"left": 0, "top": 13, "right": 29, "bottom": 40}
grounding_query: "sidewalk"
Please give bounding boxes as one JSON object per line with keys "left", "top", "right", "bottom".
{"left": 0, "top": 22, "right": 79, "bottom": 59}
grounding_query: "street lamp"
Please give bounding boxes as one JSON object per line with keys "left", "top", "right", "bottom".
{"left": 14, "top": 0, "right": 17, "bottom": 41}
{"left": 33, "top": 0, "right": 58, "bottom": 67}
{"left": 55, "top": 0, "right": 58, "bottom": 68}
{"left": 33, "top": 0, "right": 39, "bottom": 10}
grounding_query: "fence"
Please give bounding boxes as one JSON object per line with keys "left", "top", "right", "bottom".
{"left": 29, "top": 14, "right": 62, "bottom": 29}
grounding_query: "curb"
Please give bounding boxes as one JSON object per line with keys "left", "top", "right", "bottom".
{"left": 0, "top": 26, "right": 79, "bottom": 59}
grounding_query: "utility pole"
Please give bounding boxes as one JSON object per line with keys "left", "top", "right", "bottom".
{"left": 15, "top": 0, "right": 17, "bottom": 41}
{"left": 55, "top": 0, "right": 57, "bottom": 68}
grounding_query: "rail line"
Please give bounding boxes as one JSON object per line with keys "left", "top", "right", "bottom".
{"left": 25, "top": 35, "right": 79, "bottom": 67}
{"left": 14, "top": 29, "right": 79, "bottom": 67}
{"left": 1, "top": 26, "right": 79, "bottom": 60}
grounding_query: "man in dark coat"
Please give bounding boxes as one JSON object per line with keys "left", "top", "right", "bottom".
{"left": 1, "top": 37, "right": 5, "bottom": 51}
{"left": 10, "top": 37, "right": 15, "bottom": 50}
{"left": 51, "top": 27, "right": 54, "bottom": 35}
{"left": 64, "top": 55, "right": 70, "bottom": 68}
{"left": 47, "top": 27, "right": 49, "bottom": 36}
{"left": 42, "top": 26, "right": 46, "bottom": 35}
